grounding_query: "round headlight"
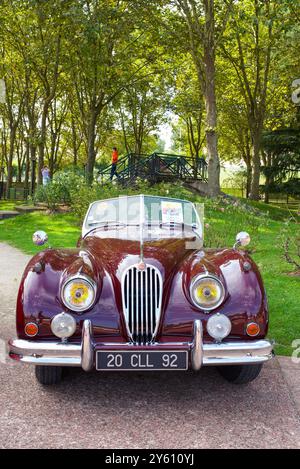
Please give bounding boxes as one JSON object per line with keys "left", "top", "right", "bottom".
{"left": 190, "top": 275, "right": 225, "bottom": 311}
{"left": 207, "top": 313, "right": 231, "bottom": 342}
{"left": 51, "top": 312, "right": 77, "bottom": 339}
{"left": 61, "top": 276, "right": 96, "bottom": 313}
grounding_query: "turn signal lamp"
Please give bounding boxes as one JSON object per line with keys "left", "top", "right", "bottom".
{"left": 246, "top": 322, "right": 260, "bottom": 337}
{"left": 25, "top": 322, "right": 39, "bottom": 337}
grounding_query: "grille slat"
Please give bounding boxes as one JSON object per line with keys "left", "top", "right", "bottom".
{"left": 122, "top": 265, "right": 162, "bottom": 345}
{"left": 145, "top": 269, "right": 148, "bottom": 341}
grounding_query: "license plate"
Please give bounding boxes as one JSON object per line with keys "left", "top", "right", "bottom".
{"left": 96, "top": 351, "right": 188, "bottom": 371}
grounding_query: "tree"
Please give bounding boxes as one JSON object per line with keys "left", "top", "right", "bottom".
{"left": 1, "top": 0, "right": 68, "bottom": 186}
{"left": 171, "top": 67, "right": 205, "bottom": 164}
{"left": 262, "top": 128, "right": 300, "bottom": 202}
{"left": 118, "top": 75, "right": 169, "bottom": 155}
{"left": 221, "top": 0, "right": 283, "bottom": 200}
{"left": 0, "top": 56, "right": 25, "bottom": 197}
{"left": 66, "top": 0, "right": 160, "bottom": 183}
{"left": 170, "top": 0, "right": 235, "bottom": 196}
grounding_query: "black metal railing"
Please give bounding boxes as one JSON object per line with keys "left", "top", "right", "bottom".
{"left": 98, "top": 152, "right": 208, "bottom": 186}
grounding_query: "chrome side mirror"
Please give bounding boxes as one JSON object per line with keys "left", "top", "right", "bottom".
{"left": 33, "top": 230, "right": 48, "bottom": 247}
{"left": 234, "top": 231, "right": 251, "bottom": 249}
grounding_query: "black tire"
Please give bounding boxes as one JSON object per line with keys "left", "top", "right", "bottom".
{"left": 35, "top": 366, "right": 63, "bottom": 385}
{"left": 217, "top": 364, "right": 263, "bottom": 384}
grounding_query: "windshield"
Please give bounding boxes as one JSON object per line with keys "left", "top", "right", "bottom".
{"left": 83, "top": 195, "right": 202, "bottom": 238}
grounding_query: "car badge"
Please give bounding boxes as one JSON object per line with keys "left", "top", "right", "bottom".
{"left": 137, "top": 261, "right": 146, "bottom": 271}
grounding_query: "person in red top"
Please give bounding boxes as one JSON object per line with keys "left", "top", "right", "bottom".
{"left": 110, "top": 147, "right": 119, "bottom": 181}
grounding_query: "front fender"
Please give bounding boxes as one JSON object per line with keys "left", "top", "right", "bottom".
{"left": 16, "top": 248, "right": 101, "bottom": 340}
{"left": 161, "top": 248, "right": 269, "bottom": 340}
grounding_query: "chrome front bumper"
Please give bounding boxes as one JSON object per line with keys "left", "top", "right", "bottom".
{"left": 8, "top": 320, "right": 274, "bottom": 371}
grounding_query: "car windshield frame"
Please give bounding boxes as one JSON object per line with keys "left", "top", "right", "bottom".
{"left": 82, "top": 195, "right": 202, "bottom": 239}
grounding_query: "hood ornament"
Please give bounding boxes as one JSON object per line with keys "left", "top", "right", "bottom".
{"left": 137, "top": 195, "right": 146, "bottom": 271}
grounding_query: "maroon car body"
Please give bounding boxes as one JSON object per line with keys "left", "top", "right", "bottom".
{"left": 9, "top": 195, "right": 273, "bottom": 385}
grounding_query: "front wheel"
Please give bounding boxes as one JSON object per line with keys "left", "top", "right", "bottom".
{"left": 35, "top": 366, "right": 63, "bottom": 385}
{"left": 217, "top": 364, "right": 263, "bottom": 384}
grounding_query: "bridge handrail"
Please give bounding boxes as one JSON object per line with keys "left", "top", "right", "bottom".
{"left": 98, "top": 152, "right": 208, "bottom": 184}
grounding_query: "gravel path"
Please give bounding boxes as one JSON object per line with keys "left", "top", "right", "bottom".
{"left": 0, "top": 242, "right": 299, "bottom": 449}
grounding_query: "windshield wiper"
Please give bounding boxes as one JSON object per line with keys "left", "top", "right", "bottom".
{"left": 87, "top": 221, "right": 126, "bottom": 227}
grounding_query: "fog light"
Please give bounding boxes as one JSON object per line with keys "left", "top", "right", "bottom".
{"left": 25, "top": 322, "right": 39, "bottom": 337}
{"left": 51, "top": 312, "right": 76, "bottom": 339}
{"left": 246, "top": 322, "right": 260, "bottom": 337}
{"left": 207, "top": 313, "right": 231, "bottom": 342}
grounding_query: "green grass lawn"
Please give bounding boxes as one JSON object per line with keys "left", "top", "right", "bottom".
{"left": 0, "top": 200, "right": 24, "bottom": 211}
{"left": 0, "top": 191, "right": 299, "bottom": 357}
{"left": 0, "top": 211, "right": 80, "bottom": 254}
{"left": 242, "top": 198, "right": 299, "bottom": 221}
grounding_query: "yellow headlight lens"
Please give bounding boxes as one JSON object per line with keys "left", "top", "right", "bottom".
{"left": 191, "top": 276, "right": 225, "bottom": 311}
{"left": 62, "top": 277, "right": 96, "bottom": 312}
{"left": 69, "top": 282, "right": 90, "bottom": 305}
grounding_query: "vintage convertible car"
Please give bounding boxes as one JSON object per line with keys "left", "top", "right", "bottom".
{"left": 9, "top": 195, "right": 273, "bottom": 385}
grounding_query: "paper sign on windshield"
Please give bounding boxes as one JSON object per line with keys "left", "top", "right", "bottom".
{"left": 161, "top": 201, "right": 183, "bottom": 224}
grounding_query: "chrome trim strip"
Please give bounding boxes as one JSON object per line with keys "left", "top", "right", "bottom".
{"left": 81, "top": 320, "right": 94, "bottom": 371}
{"left": 8, "top": 338, "right": 81, "bottom": 366}
{"left": 191, "top": 320, "right": 203, "bottom": 371}
{"left": 202, "top": 339, "right": 274, "bottom": 366}
{"left": 8, "top": 320, "right": 274, "bottom": 368}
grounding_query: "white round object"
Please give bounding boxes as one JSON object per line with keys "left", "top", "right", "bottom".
{"left": 51, "top": 312, "right": 77, "bottom": 339}
{"left": 207, "top": 313, "right": 232, "bottom": 342}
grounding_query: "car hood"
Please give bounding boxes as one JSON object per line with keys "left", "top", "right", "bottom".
{"left": 81, "top": 233, "right": 197, "bottom": 282}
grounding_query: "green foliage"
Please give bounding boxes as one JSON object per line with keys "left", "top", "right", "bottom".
{"left": 33, "top": 170, "right": 85, "bottom": 210}
{"left": 262, "top": 129, "right": 300, "bottom": 188}
{"left": 222, "top": 169, "right": 248, "bottom": 190}
{"left": 281, "top": 179, "right": 300, "bottom": 197}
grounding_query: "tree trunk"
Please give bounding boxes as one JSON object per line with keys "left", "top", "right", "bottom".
{"left": 264, "top": 154, "right": 273, "bottom": 204}
{"left": 250, "top": 128, "right": 261, "bottom": 200}
{"left": 38, "top": 104, "right": 48, "bottom": 187}
{"left": 86, "top": 109, "right": 98, "bottom": 185}
{"left": 17, "top": 163, "right": 22, "bottom": 183}
{"left": 203, "top": 63, "right": 220, "bottom": 196}
{"left": 203, "top": 0, "right": 220, "bottom": 197}
{"left": 24, "top": 141, "right": 30, "bottom": 193}
{"left": 30, "top": 144, "right": 37, "bottom": 195}
{"left": 134, "top": 139, "right": 143, "bottom": 155}
{"left": 246, "top": 161, "right": 252, "bottom": 199}
{"left": 5, "top": 127, "right": 16, "bottom": 199}
{"left": 265, "top": 174, "right": 270, "bottom": 204}
{"left": 71, "top": 115, "right": 78, "bottom": 167}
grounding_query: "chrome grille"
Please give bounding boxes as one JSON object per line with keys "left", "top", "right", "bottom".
{"left": 122, "top": 265, "right": 163, "bottom": 344}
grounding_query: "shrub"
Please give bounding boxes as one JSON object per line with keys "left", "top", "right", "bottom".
{"left": 34, "top": 170, "right": 85, "bottom": 211}
{"left": 69, "top": 179, "right": 154, "bottom": 220}
{"left": 279, "top": 220, "right": 300, "bottom": 273}
{"left": 203, "top": 198, "right": 267, "bottom": 249}
{"left": 34, "top": 184, "right": 67, "bottom": 212}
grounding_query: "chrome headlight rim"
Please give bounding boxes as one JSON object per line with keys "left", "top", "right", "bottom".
{"left": 61, "top": 274, "right": 97, "bottom": 313}
{"left": 190, "top": 273, "right": 226, "bottom": 312}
